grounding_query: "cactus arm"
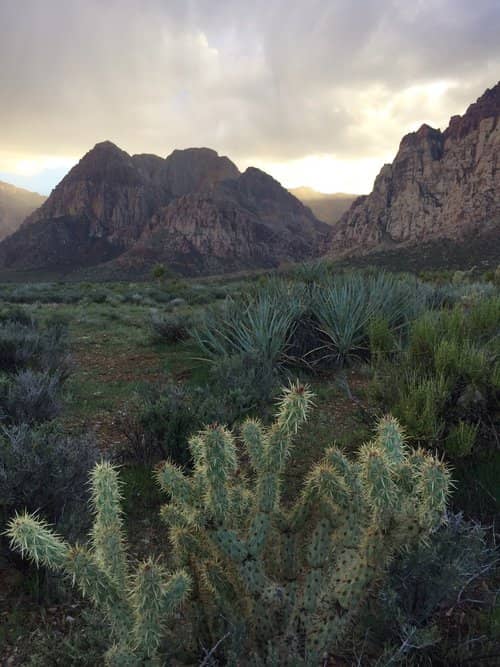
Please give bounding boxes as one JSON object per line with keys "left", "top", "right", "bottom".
{"left": 155, "top": 461, "right": 197, "bottom": 506}
{"left": 415, "top": 457, "right": 452, "bottom": 530}
{"left": 89, "top": 462, "right": 128, "bottom": 589}
{"left": 240, "top": 418, "right": 267, "bottom": 472}
{"left": 200, "top": 425, "right": 238, "bottom": 523}
{"left": 6, "top": 511, "right": 69, "bottom": 570}
{"left": 375, "top": 415, "right": 407, "bottom": 464}
{"left": 129, "top": 559, "right": 191, "bottom": 659}
{"left": 359, "top": 443, "right": 397, "bottom": 523}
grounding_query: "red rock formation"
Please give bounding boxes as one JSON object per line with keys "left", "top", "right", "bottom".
{"left": 113, "top": 167, "right": 330, "bottom": 276}
{"left": 0, "top": 142, "right": 242, "bottom": 270}
{"left": 0, "top": 142, "right": 327, "bottom": 275}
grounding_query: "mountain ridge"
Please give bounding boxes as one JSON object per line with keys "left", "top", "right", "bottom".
{"left": 0, "top": 142, "right": 328, "bottom": 275}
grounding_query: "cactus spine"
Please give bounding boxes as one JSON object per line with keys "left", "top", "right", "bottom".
{"left": 7, "top": 462, "right": 191, "bottom": 666}
{"left": 157, "top": 382, "right": 451, "bottom": 664}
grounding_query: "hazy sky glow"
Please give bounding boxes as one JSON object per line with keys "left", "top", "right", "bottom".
{"left": 1, "top": 0, "right": 499, "bottom": 195}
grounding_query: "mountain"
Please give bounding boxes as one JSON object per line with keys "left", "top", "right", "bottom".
{"left": 330, "top": 82, "right": 500, "bottom": 256}
{"left": 289, "top": 187, "right": 358, "bottom": 224}
{"left": 0, "top": 142, "right": 328, "bottom": 276}
{"left": 0, "top": 181, "right": 45, "bottom": 241}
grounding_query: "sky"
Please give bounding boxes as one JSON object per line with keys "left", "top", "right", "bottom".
{"left": 1, "top": 0, "right": 499, "bottom": 196}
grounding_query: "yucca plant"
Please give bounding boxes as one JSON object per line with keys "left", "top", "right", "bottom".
{"left": 311, "top": 274, "right": 373, "bottom": 364}
{"left": 7, "top": 462, "right": 191, "bottom": 665}
{"left": 192, "top": 290, "right": 300, "bottom": 367}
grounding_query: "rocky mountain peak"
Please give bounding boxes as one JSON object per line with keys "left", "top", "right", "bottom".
{"left": 445, "top": 80, "right": 500, "bottom": 141}
{"left": 63, "top": 141, "right": 141, "bottom": 186}
{"left": 163, "top": 147, "right": 240, "bottom": 197}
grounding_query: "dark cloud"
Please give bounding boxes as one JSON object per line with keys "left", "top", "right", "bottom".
{"left": 1, "top": 0, "right": 499, "bottom": 188}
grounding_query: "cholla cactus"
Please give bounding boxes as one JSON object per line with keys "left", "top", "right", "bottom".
{"left": 157, "top": 382, "right": 451, "bottom": 664}
{"left": 6, "top": 462, "right": 191, "bottom": 666}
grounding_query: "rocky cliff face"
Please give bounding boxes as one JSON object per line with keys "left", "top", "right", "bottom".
{"left": 0, "top": 181, "right": 45, "bottom": 241}
{"left": 331, "top": 82, "right": 500, "bottom": 255}
{"left": 0, "top": 142, "right": 327, "bottom": 275}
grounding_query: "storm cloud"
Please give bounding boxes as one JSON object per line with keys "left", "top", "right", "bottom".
{"left": 1, "top": 0, "right": 499, "bottom": 193}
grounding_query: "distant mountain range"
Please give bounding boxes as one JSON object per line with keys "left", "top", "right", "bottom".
{"left": 0, "top": 80, "right": 498, "bottom": 278}
{"left": 0, "top": 181, "right": 45, "bottom": 241}
{"left": 0, "top": 144, "right": 329, "bottom": 277}
{"left": 289, "top": 188, "right": 358, "bottom": 225}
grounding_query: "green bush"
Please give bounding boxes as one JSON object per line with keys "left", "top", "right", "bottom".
{"left": 1, "top": 369, "right": 62, "bottom": 425}
{"left": 149, "top": 309, "right": 194, "bottom": 344}
{"left": 117, "top": 381, "right": 198, "bottom": 466}
{"left": 444, "top": 421, "right": 478, "bottom": 458}
{"left": 119, "top": 357, "right": 280, "bottom": 466}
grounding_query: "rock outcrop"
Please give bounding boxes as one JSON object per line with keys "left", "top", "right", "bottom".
{"left": 0, "top": 181, "right": 45, "bottom": 241}
{"left": 331, "top": 82, "right": 500, "bottom": 255}
{"left": 115, "top": 167, "right": 330, "bottom": 275}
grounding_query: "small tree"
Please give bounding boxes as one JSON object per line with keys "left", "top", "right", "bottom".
{"left": 152, "top": 263, "right": 167, "bottom": 285}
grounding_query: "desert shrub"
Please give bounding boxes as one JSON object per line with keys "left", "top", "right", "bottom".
{"left": 4, "top": 282, "right": 82, "bottom": 304}
{"left": 119, "top": 358, "right": 280, "bottom": 466}
{"left": 373, "top": 297, "right": 500, "bottom": 459}
{"left": 205, "top": 352, "right": 280, "bottom": 420}
{"left": 0, "top": 319, "right": 42, "bottom": 372}
{"left": 149, "top": 309, "right": 194, "bottom": 344}
{"left": 0, "top": 305, "right": 33, "bottom": 326}
{"left": 368, "top": 315, "right": 398, "bottom": 364}
{"left": 0, "top": 316, "right": 70, "bottom": 375}
{"left": 119, "top": 381, "right": 198, "bottom": 467}
{"left": 0, "top": 422, "right": 99, "bottom": 544}
{"left": 359, "top": 514, "right": 498, "bottom": 665}
{"left": 393, "top": 373, "right": 448, "bottom": 442}
{"left": 1, "top": 369, "right": 62, "bottom": 425}
{"left": 20, "top": 608, "right": 109, "bottom": 667}
{"left": 444, "top": 421, "right": 478, "bottom": 458}
{"left": 433, "top": 281, "right": 497, "bottom": 307}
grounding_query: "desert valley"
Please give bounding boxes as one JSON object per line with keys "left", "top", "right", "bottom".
{"left": 0, "top": 3, "right": 499, "bottom": 665}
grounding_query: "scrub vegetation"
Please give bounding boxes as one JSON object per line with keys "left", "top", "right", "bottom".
{"left": 1, "top": 265, "right": 498, "bottom": 665}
